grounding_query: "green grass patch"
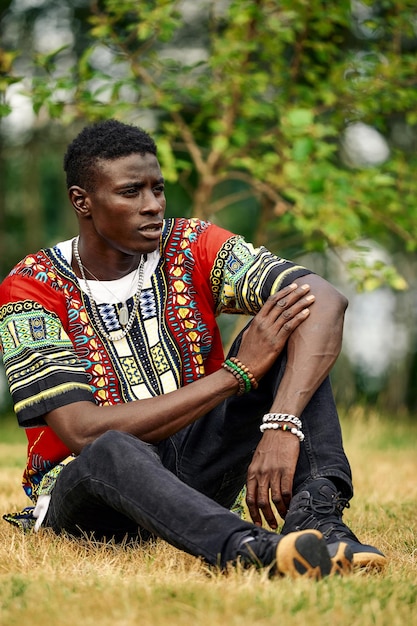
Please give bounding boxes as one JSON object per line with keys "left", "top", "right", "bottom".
{"left": 0, "top": 407, "right": 416, "bottom": 625}
{"left": 0, "top": 414, "right": 26, "bottom": 445}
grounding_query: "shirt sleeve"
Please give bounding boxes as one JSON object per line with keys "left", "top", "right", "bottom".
{"left": 202, "top": 227, "right": 313, "bottom": 315}
{"left": 0, "top": 277, "right": 95, "bottom": 428}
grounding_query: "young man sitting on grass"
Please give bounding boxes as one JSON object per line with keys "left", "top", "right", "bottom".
{"left": 0, "top": 120, "right": 386, "bottom": 578}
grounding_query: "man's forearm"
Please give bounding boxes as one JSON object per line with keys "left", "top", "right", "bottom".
{"left": 46, "top": 368, "right": 239, "bottom": 454}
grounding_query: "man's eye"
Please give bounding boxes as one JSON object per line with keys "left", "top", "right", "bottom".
{"left": 154, "top": 185, "right": 165, "bottom": 194}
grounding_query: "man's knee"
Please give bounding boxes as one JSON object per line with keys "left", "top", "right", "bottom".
{"left": 89, "top": 429, "right": 138, "bottom": 449}
{"left": 84, "top": 430, "right": 160, "bottom": 472}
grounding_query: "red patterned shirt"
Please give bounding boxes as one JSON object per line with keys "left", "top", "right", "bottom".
{"left": 0, "top": 218, "right": 310, "bottom": 502}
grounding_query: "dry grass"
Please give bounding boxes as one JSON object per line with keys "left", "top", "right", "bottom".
{"left": 0, "top": 408, "right": 416, "bottom": 626}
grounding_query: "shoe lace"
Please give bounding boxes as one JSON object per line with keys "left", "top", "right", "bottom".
{"left": 305, "top": 491, "right": 354, "bottom": 540}
{"left": 309, "top": 491, "right": 350, "bottom": 516}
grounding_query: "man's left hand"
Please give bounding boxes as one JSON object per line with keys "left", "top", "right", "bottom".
{"left": 245, "top": 430, "right": 300, "bottom": 528}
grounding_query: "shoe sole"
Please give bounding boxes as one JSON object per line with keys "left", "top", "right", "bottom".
{"left": 327, "top": 542, "right": 353, "bottom": 576}
{"left": 352, "top": 551, "right": 387, "bottom": 570}
{"left": 276, "top": 529, "right": 331, "bottom": 580}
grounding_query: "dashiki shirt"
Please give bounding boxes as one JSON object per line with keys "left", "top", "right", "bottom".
{"left": 0, "top": 217, "right": 310, "bottom": 516}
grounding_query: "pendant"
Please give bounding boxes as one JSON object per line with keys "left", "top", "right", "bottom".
{"left": 119, "top": 304, "right": 129, "bottom": 327}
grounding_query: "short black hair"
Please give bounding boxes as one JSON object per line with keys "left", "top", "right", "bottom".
{"left": 63, "top": 119, "right": 158, "bottom": 190}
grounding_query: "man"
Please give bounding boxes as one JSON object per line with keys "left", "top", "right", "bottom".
{"left": 0, "top": 120, "right": 385, "bottom": 579}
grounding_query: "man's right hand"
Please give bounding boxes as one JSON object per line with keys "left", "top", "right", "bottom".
{"left": 235, "top": 283, "right": 315, "bottom": 381}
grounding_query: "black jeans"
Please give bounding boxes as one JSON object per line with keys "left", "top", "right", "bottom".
{"left": 45, "top": 345, "right": 352, "bottom": 567}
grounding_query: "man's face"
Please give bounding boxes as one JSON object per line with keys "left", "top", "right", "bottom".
{"left": 83, "top": 152, "right": 166, "bottom": 257}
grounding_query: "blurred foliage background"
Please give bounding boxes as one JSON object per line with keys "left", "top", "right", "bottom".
{"left": 1, "top": 0, "right": 417, "bottom": 416}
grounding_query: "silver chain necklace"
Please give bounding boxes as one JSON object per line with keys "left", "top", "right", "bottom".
{"left": 72, "top": 236, "right": 145, "bottom": 342}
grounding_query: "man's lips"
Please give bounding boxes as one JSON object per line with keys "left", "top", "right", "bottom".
{"left": 139, "top": 222, "right": 163, "bottom": 231}
{"left": 138, "top": 223, "right": 163, "bottom": 237}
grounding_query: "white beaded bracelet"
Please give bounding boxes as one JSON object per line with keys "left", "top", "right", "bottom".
{"left": 260, "top": 421, "right": 305, "bottom": 442}
{"left": 262, "top": 412, "right": 303, "bottom": 430}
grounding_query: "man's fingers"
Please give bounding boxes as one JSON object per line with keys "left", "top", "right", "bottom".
{"left": 273, "top": 283, "right": 310, "bottom": 308}
{"left": 260, "top": 501, "right": 278, "bottom": 530}
{"left": 266, "top": 307, "right": 310, "bottom": 344}
{"left": 246, "top": 476, "right": 279, "bottom": 529}
{"left": 271, "top": 482, "right": 292, "bottom": 520}
{"left": 275, "top": 285, "right": 308, "bottom": 309}
{"left": 256, "top": 284, "right": 314, "bottom": 329}
{"left": 277, "top": 292, "right": 315, "bottom": 316}
{"left": 260, "top": 283, "right": 299, "bottom": 314}
{"left": 258, "top": 284, "right": 315, "bottom": 322}
{"left": 246, "top": 480, "right": 262, "bottom": 526}
{"left": 272, "top": 292, "right": 315, "bottom": 328}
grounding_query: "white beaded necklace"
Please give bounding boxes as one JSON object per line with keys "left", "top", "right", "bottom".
{"left": 72, "top": 236, "right": 145, "bottom": 342}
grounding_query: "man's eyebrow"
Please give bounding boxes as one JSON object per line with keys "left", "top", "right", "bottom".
{"left": 118, "top": 177, "right": 165, "bottom": 188}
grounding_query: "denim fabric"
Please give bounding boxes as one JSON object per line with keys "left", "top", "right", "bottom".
{"left": 45, "top": 338, "right": 352, "bottom": 567}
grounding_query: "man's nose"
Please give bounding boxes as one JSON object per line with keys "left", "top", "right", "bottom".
{"left": 141, "top": 190, "right": 164, "bottom": 213}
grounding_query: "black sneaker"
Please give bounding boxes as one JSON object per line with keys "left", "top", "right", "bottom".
{"left": 237, "top": 528, "right": 334, "bottom": 580}
{"left": 327, "top": 541, "right": 354, "bottom": 576}
{"left": 281, "top": 478, "right": 387, "bottom": 570}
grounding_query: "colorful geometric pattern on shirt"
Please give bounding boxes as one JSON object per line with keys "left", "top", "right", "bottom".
{"left": 3, "top": 507, "right": 36, "bottom": 532}
{"left": 19, "top": 424, "right": 78, "bottom": 504}
{"left": 164, "top": 218, "right": 210, "bottom": 383}
{"left": 3, "top": 454, "right": 76, "bottom": 531}
{"left": 77, "top": 276, "right": 180, "bottom": 401}
{"left": 225, "top": 239, "right": 259, "bottom": 283}
{"left": 212, "top": 241, "right": 308, "bottom": 314}
{"left": 231, "top": 486, "right": 248, "bottom": 520}
{"left": 98, "top": 303, "right": 120, "bottom": 331}
{"left": 119, "top": 356, "right": 143, "bottom": 385}
{"left": 210, "top": 236, "right": 239, "bottom": 311}
{"left": 151, "top": 343, "right": 171, "bottom": 374}
{"left": 73, "top": 298, "right": 160, "bottom": 401}
{"left": 1, "top": 301, "right": 68, "bottom": 354}
{"left": 0, "top": 302, "right": 92, "bottom": 420}
{"left": 37, "top": 454, "right": 76, "bottom": 496}
{"left": 141, "top": 287, "right": 157, "bottom": 320}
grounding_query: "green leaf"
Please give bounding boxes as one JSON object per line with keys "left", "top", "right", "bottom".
{"left": 286, "top": 108, "right": 314, "bottom": 128}
{"left": 292, "top": 137, "right": 314, "bottom": 162}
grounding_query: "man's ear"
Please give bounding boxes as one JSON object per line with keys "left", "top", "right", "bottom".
{"left": 69, "top": 186, "right": 90, "bottom": 216}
